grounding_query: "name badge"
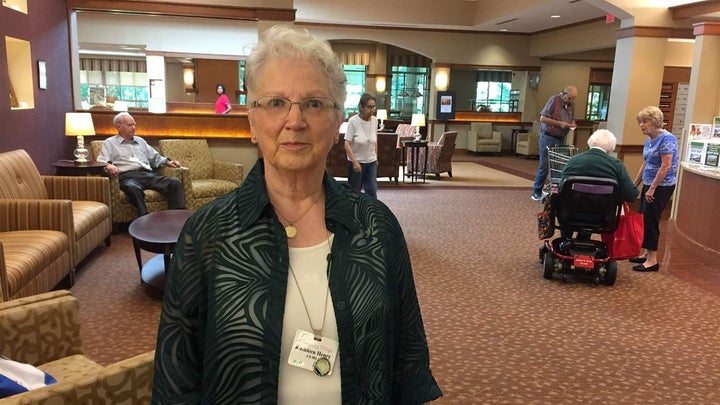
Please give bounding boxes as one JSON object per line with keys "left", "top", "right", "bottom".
{"left": 287, "top": 329, "right": 339, "bottom": 376}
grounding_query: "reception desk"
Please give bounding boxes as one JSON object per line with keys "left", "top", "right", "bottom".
{"left": 674, "top": 162, "right": 720, "bottom": 267}
{"left": 88, "top": 110, "right": 251, "bottom": 139}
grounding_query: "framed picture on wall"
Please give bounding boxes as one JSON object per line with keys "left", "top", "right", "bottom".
{"left": 37, "top": 60, "right": 47, "bottom": 90}
{"left": 436, "top": 91, "right": 456, "bottom": 120}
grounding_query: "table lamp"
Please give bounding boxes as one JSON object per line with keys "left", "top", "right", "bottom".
{"left": 411, "top": 113, "right": 426, "bottom": 141}
{"left": 376, "top": 109, "right": 388, "bottom": 131}
{"left": 65, "top": 112, "right": 95, "bottom": 164}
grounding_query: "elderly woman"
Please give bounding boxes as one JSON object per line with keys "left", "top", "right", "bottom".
{"left": 152, "top": 26, "right": 441, "bottom": 404}
{"left": 630, "top": 106, "right": 679, "bottom": 272}
{"left": 561, "top": 129, "right": 638, "bottom": 202}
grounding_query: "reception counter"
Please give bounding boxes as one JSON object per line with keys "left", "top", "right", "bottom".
{"left": 88, "top": 110, "right": 251, "bottom": 139}
{"left": 674, "top": 162, "right": 720, "bottom": 266}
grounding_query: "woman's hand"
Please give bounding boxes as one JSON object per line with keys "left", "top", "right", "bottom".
{"left": 645, "top": 187, "right": 656, "bottom": 203}
{"left": 352, "top": 161, "right": 361, "bottom": 173}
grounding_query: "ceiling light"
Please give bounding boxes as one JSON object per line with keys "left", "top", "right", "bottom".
{"left": 500, "top": 28, "right": 508, "bottom": 32}
{"left": 551, "top": 15, "right": 561, "bottom": 18}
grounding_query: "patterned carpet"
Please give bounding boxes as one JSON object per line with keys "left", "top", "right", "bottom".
{"left": 70, "top": 155, "right": 720, "bottom": 404}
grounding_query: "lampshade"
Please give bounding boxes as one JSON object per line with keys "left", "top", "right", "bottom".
{"left": 376, "top": 109, "right": 388, "bottom": 121}
{"left": 65, "top": 112, "right": 95, "bottom": 164}
{"left": 412, "top": 89, "right": 423, "bottom": 98}
{"left": 435, "top": 68, "right": 450, "bottom": 91}
{"left": 398, "top": 89, "right": 410, "bottom": 97}
{"left": 183, "top": 65, "right": 195, "bottom": 90}
{"left": 411, "top": 113, "right": 425, "bottom": 139}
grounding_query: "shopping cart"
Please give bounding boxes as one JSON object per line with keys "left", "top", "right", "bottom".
{"left": 545, "top": 145, "right": 578, "bottom": 193}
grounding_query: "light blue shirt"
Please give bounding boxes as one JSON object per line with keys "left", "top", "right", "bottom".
{"left": 97, "top": 134, "right": 170, "bottom": 173}
{"left": 642, "top": 130, "right": 678, "bottom": 186}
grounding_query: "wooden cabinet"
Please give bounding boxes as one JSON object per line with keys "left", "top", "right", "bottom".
{"left": 659, "top": 82, "right": 677, "bottom": 130}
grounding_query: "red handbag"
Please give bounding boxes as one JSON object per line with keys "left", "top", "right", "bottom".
{"left": 602, "top": 202, "right": 644, "bottom": 260}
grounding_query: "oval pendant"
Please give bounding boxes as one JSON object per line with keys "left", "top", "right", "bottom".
{"left": 313, "top": 357, "right": 331, "bottom": 376}
{"left": 285, "top": 225, "right": 298, "bottom": 238}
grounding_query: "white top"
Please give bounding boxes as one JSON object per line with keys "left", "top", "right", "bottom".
{"left": 345, "top": 114, "right": 378, "bottom": 163}
{"left": 278, "top": 235, "right": 341, "bottom": 404}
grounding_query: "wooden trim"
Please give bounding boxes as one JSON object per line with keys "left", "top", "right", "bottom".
{"left": 88, "top": 110, "right": 251, "bottom": 139}
{"left": 672, "top": 0, "right": 720, "bottom": 20}
{"left": 66, "top": 0, "right": 295, "bottom": 22}
{"left": 616, "top": 26, "right": 694, "bottom": 40}
{"left": 693, "top": 22, "right": 720, "bottom": 37}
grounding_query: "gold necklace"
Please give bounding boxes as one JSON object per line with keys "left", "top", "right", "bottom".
{"left": 277, "top": 192, "right": 323, "bottom": 239}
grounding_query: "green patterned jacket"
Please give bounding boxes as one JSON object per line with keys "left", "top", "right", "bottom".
{"left": 153, "top": 160, "right": 442, "bottom": 404}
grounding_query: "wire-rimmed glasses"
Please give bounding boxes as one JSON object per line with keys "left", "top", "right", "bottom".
{"left": 251, "top": 96, "right": 340, "bottom": 118}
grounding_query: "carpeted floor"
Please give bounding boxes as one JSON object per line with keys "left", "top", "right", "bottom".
{"left": 70, "top": 154, "right": 720, "bottom": 404}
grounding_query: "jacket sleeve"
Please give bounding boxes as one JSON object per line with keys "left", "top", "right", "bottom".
{"left": 152, "top": 223, "right": 205, "bottom": 404}
{"left": 387, "top": 214, "right": 443, "bottom": 404}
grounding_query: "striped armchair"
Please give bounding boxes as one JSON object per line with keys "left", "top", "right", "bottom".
{"left": 0, "top": 150, "right": 111, "bottom": 299}
{"left": 0, "top": 290, "right": 154, "bottom": 403}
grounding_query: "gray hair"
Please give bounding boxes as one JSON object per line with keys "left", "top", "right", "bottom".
{"left": 587, "top": 129, "right": 616, "bottom": 153}
{"left": 113, "top": 112, "right": 133, "bottom": 126}
{"left": 636, "top": 106, "right": 664, "bottom": 129}
{"left": 245, "top": 25, "right": 347, "bottom": 121}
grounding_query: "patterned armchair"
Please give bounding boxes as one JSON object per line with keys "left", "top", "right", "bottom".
{"left": 0, "top": 290, "right": 154, "bottom": 403}
{"left": 467, "top": 122, "right": 502, "bottom": 154}
{"left": 158, "top": 139, "right": 244, "bottom": 210}
{"left": 90, "top": 140, "right": 193, "bottom": 224}
{"left": 407, "top": 131, "right": 458, "bottom": 180}
{"left": 516, "top": 132, "right": 541, "bottom": 158}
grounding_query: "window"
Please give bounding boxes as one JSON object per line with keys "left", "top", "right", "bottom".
{"left": 475, "top": 70, "right": 512, "bottom": 112}
{"left": 390, "top": 66, "right": 428, "bottom": 120}
{"left": 343, "top": 64, "right": 366, "bottom": 118}
{"left": 238, "top": 60, "right": 247, "bottom": 105}
{"left": 79, "top": 58, "right": 148, "bottom": 109}
{"left": 586, "top": 84, "right": 611, "bottom": 121}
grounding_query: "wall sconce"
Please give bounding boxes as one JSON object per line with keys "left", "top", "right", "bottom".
{"left": 435, "top": 68, "right": 450, "bottom": 91}
{"left": 411, "top": 113, "right": 426, "bottom": 140}
{"left": 65, "top": 112, "right": 95, "bottom": 164}
{"left": 376, "top": 109, "right": 388, "bottom": 131}
{"left": 375, "top": 75, "right": 386, "bottom": 93}
{"left": 183, "top": 65, "right": 195, "bottom": 92}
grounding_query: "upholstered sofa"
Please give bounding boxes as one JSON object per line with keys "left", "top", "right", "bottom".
{"left": 0, "top": 150, "right": 111, "bottom": 300}
{"left": 516, "top": 132, "right": 541, "bottom": 158}
{"left": 90, "top": 140, "right": 193, "bottom": 223}
{"left": 467, "top": 122, "right": 502, "bottom": 154}
{"left": 0, "top": 290, "right": 154, "bottom": 403}
{"left": 158, "top": 139, "right": 244, "bottom": 210}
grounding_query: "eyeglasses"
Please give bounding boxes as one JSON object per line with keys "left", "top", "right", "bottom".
{"left": 251, "top": 96, "right": 339, "bottom": 118}
{"left": 365, "top": 105, "right": 376, "bottom": 110}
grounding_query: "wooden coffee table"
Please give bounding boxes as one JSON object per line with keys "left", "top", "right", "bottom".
{"left": 128, "top": 209, "right": 194, "bottom": 289}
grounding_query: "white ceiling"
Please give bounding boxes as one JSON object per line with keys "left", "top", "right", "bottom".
{"left": 293, "top": 0, "right": 719, "bottom": 33}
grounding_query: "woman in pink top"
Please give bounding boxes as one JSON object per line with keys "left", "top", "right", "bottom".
{"left": 215, "top": 84, "right": 232, "bottom": 114}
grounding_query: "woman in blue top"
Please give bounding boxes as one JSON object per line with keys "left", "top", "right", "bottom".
{"left": 630, "top": 106, "right": 678, "bottom": 272}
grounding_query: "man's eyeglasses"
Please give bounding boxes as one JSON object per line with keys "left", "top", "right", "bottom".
{"left": 365, "top": 105, "right": 376, "bottom": 110}
{"left": 251, "top": 96, "right": 339, "bottom": 118}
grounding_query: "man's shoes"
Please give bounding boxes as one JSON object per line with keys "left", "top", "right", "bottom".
{"left": 632, "top": 263, "right": 659, "bottom": 272}
{"left": 629, "top": 256, "right": 647, "bottom": 264}
{"left": 531, "top": 192, "right": 543, "bottom": 202}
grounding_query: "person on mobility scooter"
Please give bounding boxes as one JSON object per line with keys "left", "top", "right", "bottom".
{"left": 539, "top": 129, "right": 639, "bottom": 285}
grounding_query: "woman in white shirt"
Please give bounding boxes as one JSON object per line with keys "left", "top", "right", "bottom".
{"left": 344, "top": 93, "right": 378, "bottom": 198}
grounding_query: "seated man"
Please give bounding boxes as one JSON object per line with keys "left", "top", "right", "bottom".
{"left": 97, "top": 112, "right": 186, "bottom": 216}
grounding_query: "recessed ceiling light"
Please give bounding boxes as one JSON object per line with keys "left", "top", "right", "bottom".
{"left": 500, "top": 28, "right": 508, "bottom": 32}
{"left": 550, "top": 15, "right": 561, "bottom": 18}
